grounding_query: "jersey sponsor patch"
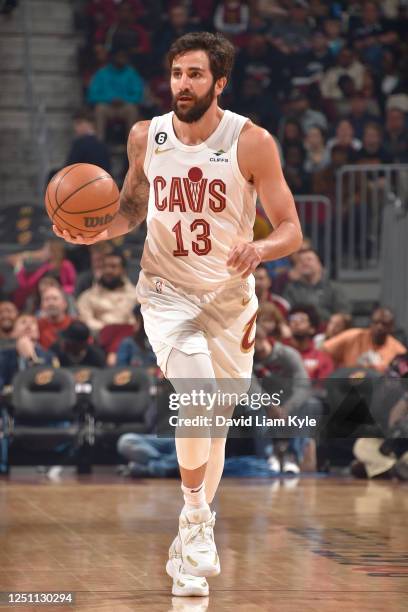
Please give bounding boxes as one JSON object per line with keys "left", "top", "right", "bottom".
{"left": 210, "top": 149, "right": 229, "bottom": 163}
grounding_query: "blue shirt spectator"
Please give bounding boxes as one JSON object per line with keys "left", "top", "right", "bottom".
{"left": 116, "top": 306, "right": 156, "bottom": 369}
{"left": 116, "top": 336, "right": 156, "bottom": 368}
{"left": 87, "top": 51, "right": 144, "bottom": 105}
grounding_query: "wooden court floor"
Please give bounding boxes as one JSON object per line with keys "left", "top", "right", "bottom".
{"left": 0, "top": 474, "right": 407, "bottom": 612}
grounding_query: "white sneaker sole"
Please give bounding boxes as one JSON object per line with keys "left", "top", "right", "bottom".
{"left": 182, "top": 554, "right": 221, "bottom": 578}
{"left": 166, "top": 560, "right": 209, "bottom": 597}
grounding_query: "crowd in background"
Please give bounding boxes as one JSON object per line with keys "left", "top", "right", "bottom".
{"left": 1, "top": 0, "right": 408, "bottom": 478}
{"left": 74, "top": 0, "right": 407, "bottom": 184}
{"left": 1, "top": 234, "right": 407, "bottom": 477}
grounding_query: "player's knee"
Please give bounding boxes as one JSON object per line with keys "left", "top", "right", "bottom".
{"left": 176, "top": 437, "right": 211, "bottom": 470}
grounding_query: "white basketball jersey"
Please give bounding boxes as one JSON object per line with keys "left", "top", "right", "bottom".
{"left": 141, "top": 110, "right": 256, "bottom": 292}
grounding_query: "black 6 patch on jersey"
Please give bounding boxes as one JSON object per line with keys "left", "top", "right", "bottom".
{"left": 155, "top": 132, "right": 167, "bottom": 145}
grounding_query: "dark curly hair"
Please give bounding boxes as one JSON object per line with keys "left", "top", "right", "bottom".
{"left": 167, "top": 31, "right": 235, "bottom": 82}
{"left": 289, "top": 304, "right": 321, "bottom": 332}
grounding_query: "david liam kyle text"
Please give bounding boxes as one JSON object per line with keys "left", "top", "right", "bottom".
{"left": 169, "top": 415, "right": 318, "bottom": 429}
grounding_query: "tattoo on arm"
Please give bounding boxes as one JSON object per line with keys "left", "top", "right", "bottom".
{"left": 119, "top": 169, "right": 149, "bottom": 230}
{"left": 119, "top": 123, "right": 150, "bottom": 230}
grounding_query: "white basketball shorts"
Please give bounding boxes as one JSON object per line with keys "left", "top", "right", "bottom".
{"left": 135, "top": 271, "right": 258, "bottom": 379}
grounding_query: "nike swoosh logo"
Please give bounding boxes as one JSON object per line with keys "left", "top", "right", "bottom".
{"left": 155, "top": 147, "right": 175, "bottom": 155}
{"left": 242, "top": 296, "right": 252, "bottom": 306}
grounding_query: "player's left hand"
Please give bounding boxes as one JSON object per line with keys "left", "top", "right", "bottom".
{"left": 227, "top": 242, "right": 261, "bottom": 278}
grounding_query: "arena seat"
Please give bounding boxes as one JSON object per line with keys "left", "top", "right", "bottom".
{"left": 89, "top": 366, "right": 153, "bottom": 452}
{"left": 10, "top": 366, "right": 81, "bottom": 454}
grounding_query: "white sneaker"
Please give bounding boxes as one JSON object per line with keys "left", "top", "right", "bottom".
{"left": 179, "top": 506, "right": 220, "bottom": 578}
{"left": 282, "top": 457, "right": 300, "bottom": 475}
{"left": 166, "top": 535, "right": 209, "bottom": 597}
{"left": 268, "top": 455, "right": 281, "bottom": 473}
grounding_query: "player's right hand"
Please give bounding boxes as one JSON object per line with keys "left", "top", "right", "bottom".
{"left": 52, "top": 225, "right": 109, "bottom": 245}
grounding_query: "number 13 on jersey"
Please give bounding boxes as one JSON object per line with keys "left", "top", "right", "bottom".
{"left": 172, "top": 220, "right": 212, "bottom": 256}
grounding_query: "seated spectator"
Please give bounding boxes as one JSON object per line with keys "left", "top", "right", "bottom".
{"left": 233, "top": 34, "right": 289, "bottom": 101}
{"left": 322, "top": 17, "right": 345, "bottom": 58}
{"left": 383, "top": 107, "right": 408, "bottom": 163}
{"left": 66, "top": 108, "right": 111, "bottom": 172}
{"left": 282, "top": 143, "right": 309, "bottom": 194}
{"left": 38, "top": 286, "right": 74, "bottom": 349}
{"left": 346, "top": 95, "right": 380, "bottom": 140}
{"left": 314, "top": 312, "right": 353, "bottom": 348}
{"left": 360, "top": 70, "right": 381, "bottom": 117}
{"left": 333, "top": 74, "right": 358, "bottom": 118}
{"left": 257, "top": 302, "right": 291, "bottom": 342}
{"left": 87, "top": 48, "right": 144, "bottom": 141}
{"left": 311, "top": 144, "right": 353, "bottom": 203}
{"left": 348, "top": 1, "right": 399, "bottom": 69}
{"left": 268, "top": 0, "right": 312, "bottom": 55}
{"left": 214, "top": 0, "right": 249, "bottom": 37}
{"left": 117, "top": 432, "right": 178, "bottom": 477}
{"left": 255, "top": 264, "right": 290, "bottom": 317}
{"left": 50, "top": 320, "right": 105, "bottom": 367}
{"left": 254, "top": 325, "right": 316, "bottom": 473}
{"left": 94, "top": 0, "right": 150, "bottom": 73}
{"left": 291, "top": 29, "right": 334, "bottom": 86}
{"left": 0, "top": 314, "right": 55, "bottom": 390}
{"left": 327, "top": 119, "right": 362, "bottom": 155}
{"left": 303, "top": 125, "right": 331, "bottom": 174}
{"left": 287, "top": 305, "right": 334, "bottom": 380}
{"left": 320, "top": 47, "right": 365, "bottom": 100}
{"left": 26, "top": 272, "right": 77, "bottom": 317}
{"left": 0, "top": 301, "right": 18, "bottom": 346}
{"left": 116, "top": 306, "right": 156, "bottom": 369}
{"left": 323, "top": 307, "right": 406, "bottom": 372}
{"left": 379, "top": 49, "right": 406, "bottom": 108}
{"left": 355, "top": 122, "right": 392, "bottom": 165}
{"left": 283, "top": 248, "right": 351, "bottom": 322}
{"left": 279, "top": 118, "right": 303, "bottom": 154}
{"left": 75, "top": 241, "right": 113, "bottom": 297}
{"left": 153, "top": 4, "right": 198, "bottom": 63}
{"left": 14, "top": 240, "right": 76, "bottom": 310}
{"left": 233, "top": 76, "right": 280, "bottom": 132}
{"left": 281, "top": 89, "right": 328, "bottom": 135}
{"left": 77, "top": 249, "right": 138, "bottom": 334}
{"left": 351, "top": 353, "right": 408, "bottom": 481}
{"left": 273, "top": 237, "right": 313, "bottom": 295}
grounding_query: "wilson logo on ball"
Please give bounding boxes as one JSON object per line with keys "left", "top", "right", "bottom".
{"left": 83, "top": 213, "right": 116, "bottom": 228}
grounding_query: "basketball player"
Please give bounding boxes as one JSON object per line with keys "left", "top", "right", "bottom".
{"left": 54, "top": 32, "right": 302, "bottom": 596}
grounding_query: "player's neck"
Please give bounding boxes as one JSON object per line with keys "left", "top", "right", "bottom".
{"left": 172, "top": 105, "right": 224, "bottom": 146}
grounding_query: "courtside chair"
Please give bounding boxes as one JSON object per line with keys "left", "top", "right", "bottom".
{"left": 9, "top": 367, "right": 83, "bottom": 473}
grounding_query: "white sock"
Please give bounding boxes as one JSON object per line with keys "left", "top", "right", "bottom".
{"left": 181, "top": 481, "right": 208, "bottom": 513}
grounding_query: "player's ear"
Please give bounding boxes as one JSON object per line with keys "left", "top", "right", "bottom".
{"left": 215, "top": 77, "right": 227, "bottom": 96}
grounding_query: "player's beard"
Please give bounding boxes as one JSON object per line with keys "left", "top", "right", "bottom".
{"left": 172, "top": 81, "right": 216, "bottom": 124}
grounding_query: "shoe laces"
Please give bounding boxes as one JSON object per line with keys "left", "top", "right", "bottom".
{"left": 184, "top": 513, "right": 215, "bottom": 547}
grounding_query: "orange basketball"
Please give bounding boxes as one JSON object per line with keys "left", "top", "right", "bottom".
{"left": 45, "top": 163, "right": 120, "bottom": 237}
